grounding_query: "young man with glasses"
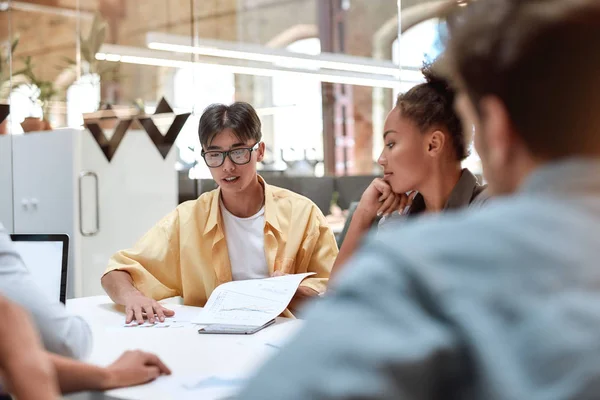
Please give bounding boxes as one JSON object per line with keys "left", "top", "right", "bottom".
{"left": 101, "top": 102, "right": 338, "bottom": 324}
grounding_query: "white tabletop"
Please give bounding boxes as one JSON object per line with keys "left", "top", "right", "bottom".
{"left": 66, "top": 296, "right": 303, "bottom": 400}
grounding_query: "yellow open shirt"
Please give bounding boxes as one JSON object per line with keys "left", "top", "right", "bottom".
{"left": 103, "top": 177, "right": 338, "bottom": 309}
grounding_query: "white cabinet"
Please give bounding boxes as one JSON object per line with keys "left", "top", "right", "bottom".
{"left": 2, "top": 128, "right": 177, "bottom": 298}
{"left": 12, "top": 131, "right": 76, "bottom": 235}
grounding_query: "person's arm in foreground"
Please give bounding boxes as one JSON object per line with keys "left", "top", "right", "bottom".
{"left": 0, "top": 295, "right": 60, "bottom": 400}
{"left": 50, "top": 350, "right": 171, "bottom": 394}
{"left": 238, "top": 239, "right": 462, "bottom": 399}
{"left": 331, "top": 179, "right": 413, "bottom": 277}
{"left": 0, "top": 296, "right": 170, "bottom": 398}
{"left": 101, "top": 212, "right": 182, "bottom": 324}
{"left": 0, "top": 227, "right": 92, "bottom": 359}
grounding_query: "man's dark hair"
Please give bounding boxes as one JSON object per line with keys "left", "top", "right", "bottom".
{"left": 397, "top": 63, "right": 468, "bottom": 161}
{"left": 198, "top": 102, "right": 262, "bottom": 149}
{"left": 446, "top": 0, "right": 600, "bottom": 159}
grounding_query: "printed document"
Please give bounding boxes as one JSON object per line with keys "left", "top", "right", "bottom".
{"left": 192, "top": 272, "right": 315, "bottom": 327}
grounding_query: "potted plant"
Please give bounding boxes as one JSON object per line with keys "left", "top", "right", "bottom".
{"left": 62, "top": 13, "right": 116, "bottom": 106}
{"left": 80, "top": 13, "right": 107, "bottom": 76}
{"left": 19, "top": 56, "right": 58, "bottom": 132}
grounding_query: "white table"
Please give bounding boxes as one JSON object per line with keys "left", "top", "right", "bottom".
{"left": 66, "top": 296, "right": 302, "bottom": 400}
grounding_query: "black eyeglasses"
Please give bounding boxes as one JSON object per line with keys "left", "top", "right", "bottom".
{"left": 201, "top": 142, "right": 260, "bottom": 168}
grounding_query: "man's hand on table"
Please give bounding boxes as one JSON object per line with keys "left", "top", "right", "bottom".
{"left": 101, "top": 351, "right": 171, "bottom": 390}
{"left": 124, "top": 293, "right": 175, "bottom": 324}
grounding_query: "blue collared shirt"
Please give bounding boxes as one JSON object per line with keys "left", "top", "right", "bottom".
{"left": 238, "top": 158, "right": 600, "bottom": 399}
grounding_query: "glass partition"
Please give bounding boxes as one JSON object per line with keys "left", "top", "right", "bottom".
{"left": 3, "top": 0, "right": 472, "bottom": 297}
{"left": 0, "top": 4, "right": 13, "bottom": 230}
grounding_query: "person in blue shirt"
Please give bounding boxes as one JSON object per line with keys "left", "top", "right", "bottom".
{"left": 0, "top": 224, "right": 91, "bottom": 359}
{"left": 238, "top": 0, "right": 600, "bottom": 398}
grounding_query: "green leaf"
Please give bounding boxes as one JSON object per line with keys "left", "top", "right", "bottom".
{"left": 93, "top": 24, "right": 107, "bottom": 55}
{"left": 90, "top": 13, "right": 101, "bottom": 38}
{"left": 11, "top": 68, "right": 27, "bottom": 76}
{"left": 79, "top": 34, "right": 91, "bottom": 63}
{"left": 88, "top": 14, "right": 101, "bottom": 54}
{"left": 11, "top": 37, "right": 19, "bottom": 54}
{"left": 60, "top": 56, "right": 77, "bottom": 66}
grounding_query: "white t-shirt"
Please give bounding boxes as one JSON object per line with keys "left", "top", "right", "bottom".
{"left": 220, "top": 201, "right": 269, "bottom": 281}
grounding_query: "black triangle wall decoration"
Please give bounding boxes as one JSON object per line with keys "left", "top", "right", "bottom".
{"left": 84, "top": 97, "right": 189, "bottom": 162}
{"left": 85, "top": 119, "right": 133, "bottom": 162}
{"left": 154, "top": 97, "right": 174, "bottom": 114}
{"left": 137, "top": 111, "right": 191, "bottom": 159}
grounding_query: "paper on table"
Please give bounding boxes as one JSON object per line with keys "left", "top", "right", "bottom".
{"left": 121, "top": 319, "right": 198, "bottom": 329}
{"left": 192, "top": 272, "right": 315, "bottom": 327}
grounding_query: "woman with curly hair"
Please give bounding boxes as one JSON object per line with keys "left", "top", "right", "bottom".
{"left": 332, "top": 64, "right": 489, "bottom": 275}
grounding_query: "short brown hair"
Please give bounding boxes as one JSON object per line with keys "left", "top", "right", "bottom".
{"left": 446, "top": 0, "right": 600, "bottom": 159}
{"left": 198, "top": 102, "right": 262, "bottom": 149}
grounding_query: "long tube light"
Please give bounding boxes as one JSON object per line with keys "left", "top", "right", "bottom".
{"left": 96, "top": 44, "right": 424, "bottom": 89}
{"left": 146, "top": 32, "right": 413, "bottom": 78}
{"left": 0, "top": 1, "right": 94, "bottom": 19}
{"left": 145, "top": 1, "right": 474, "bottom": 80}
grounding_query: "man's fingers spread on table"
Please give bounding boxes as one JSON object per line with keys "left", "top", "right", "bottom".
{"left": 143, "top": 305, "right": 156, "bottom": 324}
{"left": 133, "top": 305, "right": 145, "bottom": 325}
{"left": 153, "top": 303, "right": 165, "bottom": 322}
{"left": 160, "top": 306, "right": 175, "bottom": 317}
{"left": 125, "top": 308, "right": 134, "bottom": 324}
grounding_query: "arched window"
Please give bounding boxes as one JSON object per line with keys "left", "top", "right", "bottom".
{"left": 271, "top": 37, "right": 324, "bottom": 176}
{"left": 392, "top": 21, "right": 482, "bottom": 175}
{"left": 173, "top": 65, "right": 235, "bottom": 178}
{"left": 391, "top": 18, "right": 441, "bottom": 100}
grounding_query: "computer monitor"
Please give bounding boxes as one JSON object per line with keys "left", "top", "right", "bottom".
{"left": 9, "top": 234, "right": 69, "bottom": 304}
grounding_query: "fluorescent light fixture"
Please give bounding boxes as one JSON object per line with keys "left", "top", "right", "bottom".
{"left": 146, "top": 32, "right": 411, "bottom": 78}
{"left": 96, "top": 44, "right": 424, "bottom": 89}
{"left": 0, "top": 1, "right": 95, "bottom": 19}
